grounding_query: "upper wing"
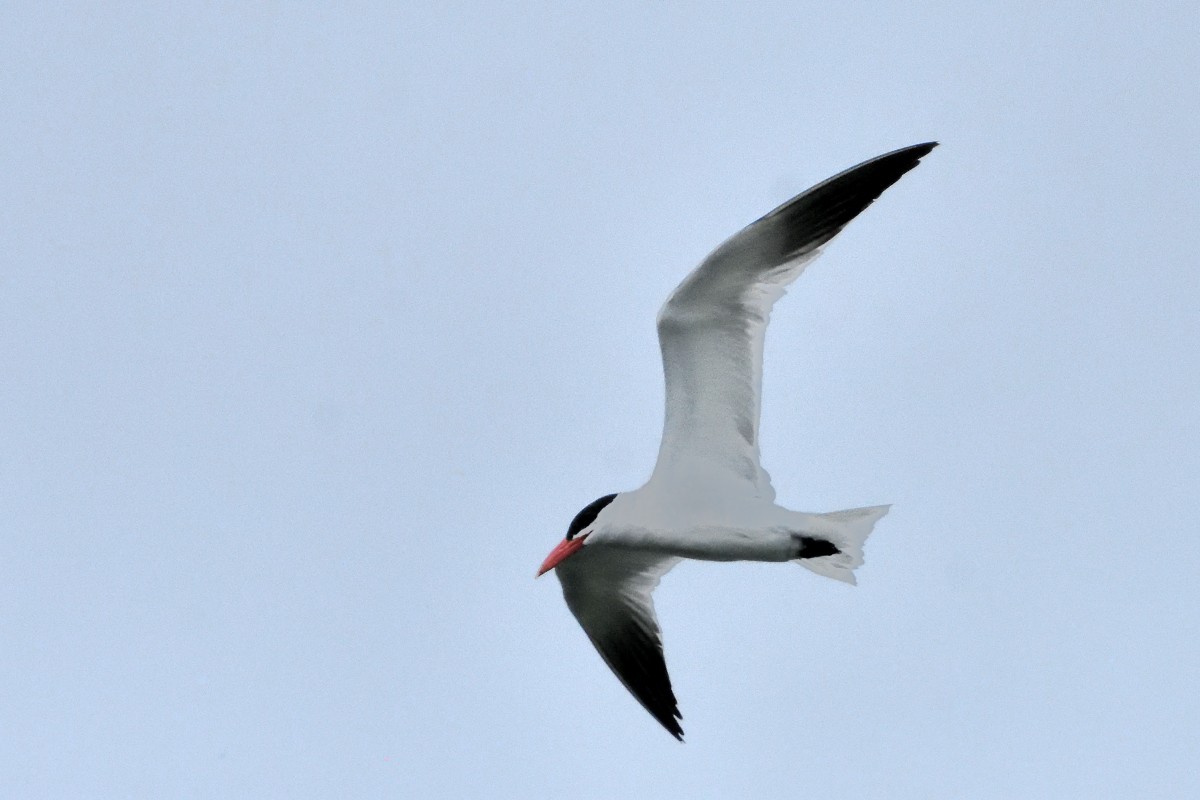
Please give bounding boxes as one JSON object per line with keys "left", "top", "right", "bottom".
{"left": 556, "top": 547, "right": 684, "bottom": 740}
{"left": 651, "top": 142, "right": 938, "bottom": 498}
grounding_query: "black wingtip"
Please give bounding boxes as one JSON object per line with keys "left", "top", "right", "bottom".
{"left": 661, "top": 712, "right": 685, "bottom": 742}
{"left": 881, "top": 140, "right": 939, "bottom": 159}
{"left": 585, "top": 617, "right": 687, "bottom": 743}
{"left": 645, "top": 691, "right": 685, "bottom": 741}
{"left": 753, "top": 140, "right": 937, "bottom": 263}
{"left": 818, "top": 140, "right": 939, "bottom": 195}
{"left": 902, "top": 140, "right": 939, "bottom": 156}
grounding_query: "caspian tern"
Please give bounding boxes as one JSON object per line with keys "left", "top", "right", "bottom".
{"left": 538, "top": 142, "right": 937, "bottom": 740}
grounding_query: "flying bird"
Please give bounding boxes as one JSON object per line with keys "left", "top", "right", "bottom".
{"left": 538, "top": 142, "right": 937, "bottom": 740}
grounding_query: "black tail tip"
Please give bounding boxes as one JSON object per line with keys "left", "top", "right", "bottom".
{"left": 796, "top": 537, "right": 841, "bottom": 559}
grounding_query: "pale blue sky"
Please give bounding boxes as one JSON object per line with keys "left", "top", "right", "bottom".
{"left": 2, "top": 3, "right": 1197, "bottom": 798}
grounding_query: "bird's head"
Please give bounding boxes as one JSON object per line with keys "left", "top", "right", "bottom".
{"left": 536, "top": 493, "right": 618, "bottom": 577}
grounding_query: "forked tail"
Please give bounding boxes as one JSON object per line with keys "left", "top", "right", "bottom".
{"left": 795, "top": 505, "right": 890, "bottom": 585}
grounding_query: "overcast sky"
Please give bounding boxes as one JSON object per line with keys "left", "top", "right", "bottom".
{"left": 3, "top": 3, "right": 1198, "bottom": 798}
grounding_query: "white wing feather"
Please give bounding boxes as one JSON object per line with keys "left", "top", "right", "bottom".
{"left": 650, "top": 143, "right": 938, "bottom": 500}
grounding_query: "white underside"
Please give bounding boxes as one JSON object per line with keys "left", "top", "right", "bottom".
{"left": 590, "top": 488, "right": 887, "bottom": 582}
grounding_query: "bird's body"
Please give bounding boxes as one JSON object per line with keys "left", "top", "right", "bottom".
{"left": 579, "top": 485, "right": 862, "bottom": 563}
{"left": 538, "top": 142, "right": 937, "bottom": 740}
